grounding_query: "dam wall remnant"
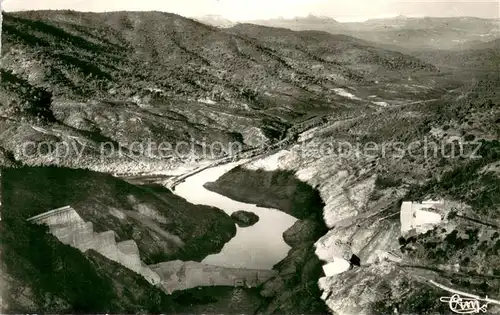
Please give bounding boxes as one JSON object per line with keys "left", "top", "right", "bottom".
{"left": 27, "top": 206, "right": 82, "bottom": 227}
{"left": 150, "top": 260, "right": 277, "bottom": 293}
{"left": 27, "top": 206, "right": 160, "bottom": 285}
{"left": 27, "top": 206, "right": 278, "bottom": 293}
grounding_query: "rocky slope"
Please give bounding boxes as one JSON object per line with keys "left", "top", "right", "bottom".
{"left": 206, "top": 168, "right": 329, "bottom": 314}
{"left": 413, "top": 39, "right": 500, "bottom": 69}
{"left": 2, "top": 10, "right": 436, "bottom": 101}
{"left": 0, "top": 10, "right": 441, "bottom": 174}
{"left": 171, "top": 286, "right": 263, "bottom": 314}
{"left": 2, "top": 166, "right": 236, "bottom": 264}
{"left": 1, "top": 9, "right": 499, "bottom": 315}
{"left": 308, "top": 74, "right": 500, "bottom": 314}
{"left": 206, "top": 70, "right": 500, "bottom": 314}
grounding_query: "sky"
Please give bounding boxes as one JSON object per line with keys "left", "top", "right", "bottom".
{"left": 1, "top": 0, "right": 499, "bottom": 22}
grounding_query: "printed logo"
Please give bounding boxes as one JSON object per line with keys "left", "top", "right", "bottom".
{"left": 440, "top": 294, "right": 489, "bottom": 314}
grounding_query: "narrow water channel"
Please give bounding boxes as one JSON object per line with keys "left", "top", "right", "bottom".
{"left": 173, "top": 161, "right": 298, "bottom": 270}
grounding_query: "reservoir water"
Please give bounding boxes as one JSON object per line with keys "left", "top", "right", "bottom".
{"left": 173, "top": 160, "right": 298, "bottom": 270}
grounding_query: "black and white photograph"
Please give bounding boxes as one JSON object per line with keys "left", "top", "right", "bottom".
{"left": 0, "top": 0, "right": 499, "bottom": 314}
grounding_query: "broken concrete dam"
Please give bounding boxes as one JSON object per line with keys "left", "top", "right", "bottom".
{"left": 27, "top": 205, "right": 275, "bottom": 293}
{"left": 27, "top": 206, "right": 161, "bottom": 285}
{"left": 150, "top": 260, "right": 276, "bottom": 293}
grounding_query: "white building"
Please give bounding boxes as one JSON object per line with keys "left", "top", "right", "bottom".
{"left": 322, "top": 258, "right": 352, "bottom": 277}
{"left": 400, "top": 200, "right": 444, "bottom": 235}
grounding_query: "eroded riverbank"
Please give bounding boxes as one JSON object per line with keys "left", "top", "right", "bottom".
{"left": 122, "top": 156, "right": 330, "bottom": 313}
{"left": 203, "top": 164, "right": 329, "bottom": 314}
{"left": 160, "top": 154, "right": 330, "bottom": 313}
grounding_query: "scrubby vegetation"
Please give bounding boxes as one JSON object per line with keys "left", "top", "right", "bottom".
{"left": 0, "top": 165, "right": 268, "bottom": 313}
{"left": 2, "top": 10, "right": 436, "bottom": 105}
{"left": 1, "top": 8, "right": 499, "bottom": 315}
{"left": 407, "top": 140, "right": 500, "bottom": 218}
{"left": 171, "top": 286, "right": 262, "bottom": 313}
{"left": 0, "top": 69, "right": 56, "bottom": 123}
{"left": 398, "top": 224, "right": 500, "bottom": 297}
{"left": 371, "top": 282, "right": 450, "bottom": 315}
{"left": 375, "top": 175, "right": 403, "bottom": 189}
{"left": 205, "top": 167, "right": 325, "bottom": 220}
{"left": 231, "top": 210, "right": 260, "bottom": 227}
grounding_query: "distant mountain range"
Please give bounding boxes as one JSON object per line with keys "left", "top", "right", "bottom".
{"left": 0, "top": 10, "right": 439, "bottom": 170}
{"left": 194, "top": 15, "right": 236, "bottom": 28}
{"left": 196, "top": 14, "right": 500, "bottom": 51}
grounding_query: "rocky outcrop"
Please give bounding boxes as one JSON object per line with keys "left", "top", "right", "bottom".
{"left": 204, "top": 165, "right": 325, "bottom": 219}
{"left": 2, "top": 213, "right": 182, "bottom": 313}
{"left": 209, "top": 149, "right": 439, "bottom": 313}
{"left": 255, "top": 122, "right": 500, "bottom": 313}
{"left": 231, "top": 210, "right": 259, "bottom": 227}
{"left": 256, "top": 243, "right": 329, "bottom": 315}
{"left": 233, "top": 149, "right": 449, "bottom": 313}
{"left": 259, "top": 210, "right": 330, "bottom": 314}
{"left": 282, "top": 215, "right": 325, "bottom": 247}
{"left": 317, "top": 262, "right": 446, "bottom": 315}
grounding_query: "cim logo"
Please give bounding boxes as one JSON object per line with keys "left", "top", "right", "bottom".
{"left": 440, "top": 294, "right": 489, "bottom": 314}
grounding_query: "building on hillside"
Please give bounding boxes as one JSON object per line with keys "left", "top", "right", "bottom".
{"left": 322, "top": 258, "right": 352, "bottom": 277}
{"left": 400, "top": 199, "right": 445, "bottom": 235}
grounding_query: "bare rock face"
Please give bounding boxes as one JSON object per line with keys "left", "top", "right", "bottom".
{"left": 282, "top": 215, "right": 326, "bottom": 247}
{"left": 257, "top": 244, "right": 328, "bottom": 315}
{"left": 318, "top": 263, "right": 453, "bottom": 315}
{"left": 314, "top": 217, "right": 401, "bottom": 264}
{"left": 230, "top": 210, "right": 259, "bottom": 227}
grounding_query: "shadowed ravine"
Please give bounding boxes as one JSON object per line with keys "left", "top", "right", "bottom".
{"left": 169, "top": 161, "right": 330, "bottom": 314}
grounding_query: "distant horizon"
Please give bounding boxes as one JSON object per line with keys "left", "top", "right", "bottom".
{"left": 213, "top": 13, "right": 500, "bottom": 23}
{"left": 1, "top": 10, "right": 499, "bottom": 23}
{"left": 1, "top": 0, "right": 499, "bottom": 21}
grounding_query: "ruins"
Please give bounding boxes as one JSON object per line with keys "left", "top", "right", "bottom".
{"left": 400, "top": 199, "right": 444, "bottom": 235}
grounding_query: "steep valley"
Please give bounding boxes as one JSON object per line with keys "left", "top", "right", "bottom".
{"left": 1, "top": 9, "right": 500, "bottom": 315}
{"left": 203, "top": 81, "right": 500, "bottom": 313}
{"left": 0, "top": 10, "right": 445, "bottom": 174}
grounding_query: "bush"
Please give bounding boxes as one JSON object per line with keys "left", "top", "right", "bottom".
{"left": 464, "top": 134, "right": 475, "bottom": 141}
{"left": 375, "top": 176, "right": 403, "bottom": 189}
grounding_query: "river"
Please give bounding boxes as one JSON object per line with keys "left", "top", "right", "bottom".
{"left": 173, "top": 160, "right": 298, "bottom": 270}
